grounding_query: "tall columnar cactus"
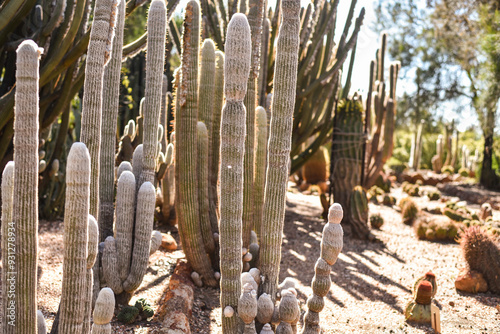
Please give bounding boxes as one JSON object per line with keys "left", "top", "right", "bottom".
{"left": 1, "top": 161, "right": 15, "bottom": 334}
{"left": 99, "top": 0, "right": 126, "bottom": 241}
{"left": 258, "top": 18, "right": 270, "bottom": 107}
{"left": 301, "top": 203, "right": 344, "bottom": 334}
{"left": 13, "top": 39, "right": 42, "bottom": 333}
{"left": 242, "top": 0, "right": 265, "bottom": 248}
{"left": 209, "top": 51, "right": 225, "bottom": 234}
{"left": 259, "top": 0, "right": 300, "bottom": 301}
{"left": 432, "top": 135, "right": 444, "bottom": 173}
{"left": 363, "top": 32, "right": 400, "bottom": 188}
{"left": 175, "top": 0, "right": 217, "bottom": 286}
{"left": 220, "top": 13, "right": 252, "bottom": 333}
{"left": 253, "top": 106, "right": 268, "bottom": 240}
{"left": 197, "top": 122, "right": 216, "bottom": 261}
{"left": 80, "top": 0, "right": 118, "bottom": 223}
{"left": 409, "top": 121, "right": 423, "bottom": 170}
{"left": 161, "top": 143, "right": 175, "bottom": 222}
{"left": 140, "top": 0, "right": 167, "bottom": 187}
{"left": 92, "top": 288, "right": 116, "bottom": 334}
{"left": 59, "top": 142, "right": 91, "bottom": 333}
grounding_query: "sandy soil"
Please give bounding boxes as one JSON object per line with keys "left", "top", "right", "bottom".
{"left": 1, "top": 184, "right": 499, "bottom": 333}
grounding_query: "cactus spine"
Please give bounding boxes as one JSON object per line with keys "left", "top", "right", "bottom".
{"left": 1, "top": 161, "right": 15, "bottom": 334}
{"left": 301, "top": 204, "right": 344, "bottom": 334}
{"left": 13, "top": 39, "right": 42, "bottom": 333}
{"left": 59, "top": 143, "right": 91, "bottom": 333}
{"left": 140, "top": 0, "right": 167, "bottom": 187}
{"left": 92, "top": 288, "right": 116, "bottom": 334}
{"left": 175, "top": 0, "right": 217, "bottom": 286}
{"left": 242, "top": 0, "right": 265, "bottom": 247}
{"left": 198, "top": 122, "right": 216, "bottom": 260}
{"left": 220, "top": 13, "right": 252, "bottom": 333}
{"left": 209, "top": 51, "right": 225, "bottom": 234}
{"left": 259, "top": 0, "right": 301, "bottom": 300}
{"left": 99, "top": 0, "right": 126, "bottom": 241}
{"left": 253, "top": 106, "right": 267, "bottom": 240}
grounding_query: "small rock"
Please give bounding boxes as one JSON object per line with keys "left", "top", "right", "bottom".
{"left": 161, "top": 233, "right": 178, "bottom": 251}
{"left": 455, "top": 270, "right": 488, "bottom": 293}
{"left": 449, "top": 301, "right": 455, "bottom": 307}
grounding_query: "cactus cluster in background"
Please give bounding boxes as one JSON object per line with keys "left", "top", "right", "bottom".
{"left": 414, "top": 216, "right": 458, "bottom": 242}
{"left": 399, "top": 197, "right": 419, "bottom": 225}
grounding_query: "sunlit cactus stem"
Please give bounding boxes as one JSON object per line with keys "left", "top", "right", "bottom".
{"left": 220, "top": 13, "right": 252, "bottom": 334}
{"left": 253, "top": 106, "right": 268, "bottom": 240}
{"left": 175, "top": 0, "right": 217, "bottom": 286}
{"left": 13, "top": 39, "right": 42, "bottom": 334}
{"left": 259, "top": 0, "right": 301, "bottom": 301}
{"left": 139, "top": 0, "right": 167, "bottom": 187}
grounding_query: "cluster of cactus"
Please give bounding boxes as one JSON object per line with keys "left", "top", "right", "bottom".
{"left": 405, "top": 273, "right": 437, "bottom": 323}
{"left": 414, "top": 216, "right": 458, "bottom": 242}
{"left": 331, "top": 95, "right": 371, "bottom": 238}
{"left": 370, "top": 214, "right": 384, "bottom": 229}
{"left": 461, "top": 145, "right": 479, "bottom": 173}
{"left": 442, "top": 200, "right": 477, "bottom": 222}
{"left": 402, "top": 181, "right": 420, "bottom": 197}
{"left": 399, "top": 197, "right": 419, "bottom": 225}
{"left": 426, "top": 190, "right": 441, "bottom": 201}
{"left": 117, "top": 298, "right": 155, "bottom": 324}
{"left": 459, "top": 226, "right": 500, "bottom": 294}
{"left": 431, "top": 122, "right": 463, "bottom": 174}
{"left": 363, "top": 32, "right": 400, "bottom": 189}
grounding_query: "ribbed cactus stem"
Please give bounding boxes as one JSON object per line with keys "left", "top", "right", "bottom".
{"left": 13, "top": 40, "right": 42, "bottom": 333}
{"left": 301, "top": 203, "right": 343, "bottom": 334}
{"left": 220, "top": 13, "right": 252, "bottom": 334}
{"left": 123, "top": 182, "right": 156, "bottom": 292}
{"left": 259, "top": 0, "right": 300, "bottom": 301}
{"left": 254, "top": 106, "right": 267, "bottom": 240}
{"left": 161, "top": 143, "right": 174, "bottom": 221}
{"left": 258, "top": 18, "right": 270, "bottom": 106}
{"left": 209, "top": 51, "right": 225, "bottom": 234}
{"left": 99, "top": 0, "right": 125, "bottom": 241}
{"left": 140, "top": 0, "right": 167, "bottom": 187}
{"left": 102, "top": 236, "right": 123, "bottom": 293}
{"left": 59, "top": 142, "right": 91, "bottom": 333}
{"left": 1, "top": 161, "right": 15, "bottom": 334}
{"left": 175, "top": 0, "right": 217, "bottom": 287}
{"left": 197, "top": 121, "right": 216, "bottom": 259}
{"left": 83, "top": 215, "right": 99, "bottom": 334}
{"left": 37, "top": 311, "right": 47, "bottom": 334}
{"left": 91, "top": 288, "right": 115, "bottom": 334}
{"left": 80, "top": 0, "right": 118, "bottom": 221}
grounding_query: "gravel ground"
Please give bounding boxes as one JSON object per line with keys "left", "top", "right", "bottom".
{"left": 1, "top": 184, "right": 499, "bottom": 333}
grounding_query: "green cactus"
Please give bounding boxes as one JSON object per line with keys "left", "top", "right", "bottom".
{"left": 401, "top": 199, "right": 418, "bottom": 225}
{"left": 370, "top": 214, "right": 384, "bottom": 229}
{"left": 175, "top": 0, "right": 217, "bottom": 287}
{"left": 117, "top": 306, "right": 140, "bottom": 324}
{"left": 197, "top": 121, "right": 216, "bottom": 261}
{"left": 405, "top": 281, "right": 432, "bottom": 323}
{"left": 1, "top": 161, "right": 14, "bottom": 334}
{"left": 58, "top": 143, "right": 91, "bottom": 332}
{"left": 219, "top": 12, "right": 252, "bottom": 333}
{"left": 134, "top": 298, "right": 155, "bottom": 318}
{"left": 91, "top": 288, "right": 115, "bottom": 334}
{"left": 139, "top": 0, "right": 167, "bottom": 187}
{"left": 302, "top": 204, "right": 344, "bottom": 334}
{"left": 209, "top": 51, "right": 225, "bottom": 235}
{"left": 253, "top": 106, "right": 268, "bottom": 241}
{"left": 99, "top": 0, "right": 126, "bottom": 241}
{"left": 13, "top": 39, "right": 42, "bottom": 333}
{"left": 259, "top": 0, "right": 301, "bottom": 301}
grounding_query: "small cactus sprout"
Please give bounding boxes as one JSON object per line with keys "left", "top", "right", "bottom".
{"left": 191, "top": 271, "right": 204, "bottom": 287}
{"left": 249, "top": 268, "right": 261, "bottom": 284}
{"left": 37, "top": 310, "right": 47, "bottom": 334}
{"left": 405, "top": 281, "right": 432, "bottom": 324}
{"left": 150, "top": 230, "right": 162, "bottom": 255}
{"left": 238, "top": 283, "right": 258, "bottom": 324}
{"left": 279, "top": 289, "right": 300, "bottom": 322}
{"left": 224, "top": 306, "right": 235, "bottom": 318}
{"left": 92, "top": 288, "right": 116, "bottom": 333}
{"left": 413, "top": 272, "right": 437, "bottom": 298}
{"left": 370, "top": 214, "right": 384, "bottom": 229}
{"left": 257, "top": 293, "right": 274, "bottom": 324}
{"left": 117, "top": 306, "right": 140, "bottom": 324}
{"left": 301, "top": 204, "right": 344, "bottom": 334}
{"left": 242, "top": 272, "right": 259, "bottom": 292}
{"left": 260, "top": 323, "right": 274, "bottom": 334}
{"left": 400, "top": 198, "right": 418, "bottom": 225}
{"left": 117, "top": 161, "right": 133, "bottom": 180}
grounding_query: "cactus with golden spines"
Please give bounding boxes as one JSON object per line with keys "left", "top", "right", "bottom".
{"left": 92, "top": 288, "right": 115, "bottom": 334}
{"left": 59, "top": 143, "right": 91, "bottom": 333}
{"left": 220, "top": 13, "right": 252, "bottom": 333}
{"left": 175, "top": 0, "right": 217, "bottom": 287}
{"left": 99, "top": 0, "right": 126, "bottom": 241}
{"left": 140, "top": 0, "right": 167, "bottom": 187}
{"left": 259, "top": 0, "right": 301, "bottom": 301}
{"left": 209, "top": 51, "right": 225, "bottom": 235}
{"left": 301, "top": 204, "right": 344, "bottom": 334}
{"left": 1, "top": 161, "right": 15, "bottom": 334}
{"left": 254, "top": 106, "right": 268, "bottom": 240}
{"left": 198, "top": 121, "right": 217, "bottom": 260}
{"left": 13, "top": 39, "right": 42, "bottom": 333}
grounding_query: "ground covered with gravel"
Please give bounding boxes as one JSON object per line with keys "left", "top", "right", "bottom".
{"left": 1, "top": 184, "right": 499, "bottom": 333}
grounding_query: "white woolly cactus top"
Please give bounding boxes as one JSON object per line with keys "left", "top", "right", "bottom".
{"left": 93, "top": 287, "right": 115, "bottom": 325}
{"left": 328, "top": 203, "right": 343, "bottom": 224}
{"left": 224, "top": 13, "right": 252, "bottom": 102}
